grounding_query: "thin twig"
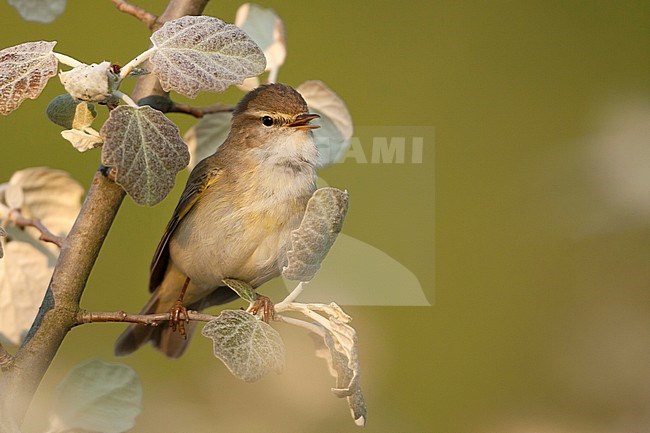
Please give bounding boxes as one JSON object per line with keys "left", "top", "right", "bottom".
{"left": 110, "top": 0, "right": 158, "bottom": 28}
{"left": 168, "top": 102, "right": 235, "bottom": 118}
{"left": 277, "top": 315, "right": 325, "bottom": 336}
{"left": 112, "top": 90, "right": 139, "bottom": 108}
{"left": 119, "top": 47, "right": 157, "bottom": 81}
{"left": 75, "top": 310, "right": 216, "bottom": 326}
{"left": 275, "top": 281, "right": 307, "bottom": 310}
{"left": 52, "top": 52, "right": 83, "bottom": 68}
{"left": 8, "top": 210, "right": 63, "bottom": 248}
{"left": 0, "top": 343, "right": 14, "bottom": 372}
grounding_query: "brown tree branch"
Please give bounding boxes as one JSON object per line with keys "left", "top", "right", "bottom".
{"left": 0, "top": 226, "right": 5, "bottom": 259}
{"left": 168, "top": 102, "right": 235, "bottom": 118}
{"left": 75, "top": 310, "right": 216, "bottom": 326}
{"left": 8, "top": 210, "right": 63, "bottom": 248}
{"left": 0, "top": 172, "right": 126, "bottom": 426}
{"left": 0, "top": 343, "right": 13, "bottom": 372}
{"left": 0, "top": 1, "right": 211, "bottom": 428}
{"left": 110, "top": 0, "right": 158, "bottom": 28}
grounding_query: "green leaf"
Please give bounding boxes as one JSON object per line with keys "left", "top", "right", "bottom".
{"left": 46, "top": 94, "right": 77, "bottom": 129}
{"left": 100, "top": 105, "right": 189, "bottom": 206}
{"left": 283, "top": 188, "right": 349, "bottom": 281}
{"left": 48, "top": 359, "right": 142, "bottom": 433}
{"left": 201, "top": 310, "right": 284, "bottom": 382}
{"left": 127, "top": 67, "right": 149, "bottom": 77}
{"left": 222, "top": 278, "right": 257, "bottom": 304}
{"left": 46, "top": 94, "right": 96, "bottom": 130}
{"left": 0, "top": 41, "right": 58, "bottom": 115}
{"left": 149, "top": 16, "right": 266, "bottom": 98}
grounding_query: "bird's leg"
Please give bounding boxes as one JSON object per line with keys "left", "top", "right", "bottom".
{"left": 248, "top": 294, "right": 276, "bottom": 323}
{"left": 170, "top": 277, "right": 191, "bottom": 336}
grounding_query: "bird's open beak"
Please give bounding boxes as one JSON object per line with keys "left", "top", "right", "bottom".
{"left": 287, "top": 113, "right": 320, "bottom": 130}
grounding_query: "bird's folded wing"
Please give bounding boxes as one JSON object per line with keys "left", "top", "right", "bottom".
{"left": 149, "top": 157, "right": 222, "bottom": 292}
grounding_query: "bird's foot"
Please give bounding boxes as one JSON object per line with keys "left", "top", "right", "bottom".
{"left": 248, "top": 295, "right": 276, "bottom": 323}
{"left": 169, "top": 300, "right": 190, "bottom": 337}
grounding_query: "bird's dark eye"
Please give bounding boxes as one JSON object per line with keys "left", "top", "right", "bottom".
{"left": 261, "top": 116, "right": 274, "bottom": 127}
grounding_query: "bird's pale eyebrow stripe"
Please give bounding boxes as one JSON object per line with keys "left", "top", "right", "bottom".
{"left": 246, "top": 111, "right": 294, "bottom": 124}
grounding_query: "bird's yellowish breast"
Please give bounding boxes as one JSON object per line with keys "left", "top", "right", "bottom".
{"left": 169, "top": 158, "right": 315, "bottom": 291}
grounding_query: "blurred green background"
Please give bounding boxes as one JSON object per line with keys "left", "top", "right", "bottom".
{"left": 1, "top": 1, "right": 649, "bottom": 432}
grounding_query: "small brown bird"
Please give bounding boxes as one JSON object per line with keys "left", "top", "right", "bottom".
{"left": 115, "top": 83, "right": 319, "bottom": 358}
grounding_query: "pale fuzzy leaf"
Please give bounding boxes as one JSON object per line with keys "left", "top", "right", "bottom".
{"left": 149, "top": 16, "right": 266, "bottom": 98}
{"left": 298, "top": 81, "right": 354, "bottom": 139}
{"left": 283, "top": 188, "right": 349, "bottom": 281}
{"left": 0, "top": 183, "right": 9, "bottom": 218}
{"left": 8, "top": 167, "right": 84, "bottom": 239}
{"left": 184, "top": 111, "right": 231, "bottom": 170}
{"left": 0, "top": 227, "right": 5, "bottom": 259}
{"left": 46, "top": 94, "right": 96, "bottom": 130}
{"left": 0, "top": 409, "right": 21, "bottom": 433}
{"left": 0, "top": 41, "right": 58, "bottom": 115}
{"left": 222, "top": 278, "right": 256, "bottom": 304}
{"left": 315, "top": 330, "right": 366, "bottom": 427}
{"left": 201, "top": 310, "right": 284, "bottom": 382}
{"left": 235, "top": 3, "right": 287, "bottom": 73}
{"left": 349, "top": 389, "right": 367, "bottom": 427}
{"left": 5, "top": 184, "right": 24, "bottom": 209}
{"left": 8, "top": 0, "right": 66, "bottom": 23}
{"left": 100, "top": 105, "right": 189, "bottom": 206}
{"left": 283, "top": 299, "right": 366, "bottom": 426}
{"left": 0, "top": 241, "right": 54, "bottom": 345}
{"left": 72, "top": 101, "right": 97, "bottom": 130}
{"left": 326, "top": 329, "right": 360, "bottom": 397}
{"left": 48, "top": 359, "right": 142, "bottom": 433}
{"left": 236, "top": 76, "right": 260, "bottom": 93}
{"left": 59, "top": 62, "right": 118, "bottom": 103}
{"left": 0, "top": 168, "right": 83, "bottom": 344}
{"left": 286, "top": 222, "right": 431, "bottom": 305}
{"left": 61, "top": 129, "right": 103, "bottom": 152}
{"left": 297, "top": 81, "right": 354, "bottom": 166}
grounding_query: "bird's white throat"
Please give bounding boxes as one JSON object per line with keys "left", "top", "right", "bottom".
{"left": 245, "top": 131, "right": 317, "bottom": 209}
{"left": 253, "top": 130, "right": 318, "bottom": 170}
